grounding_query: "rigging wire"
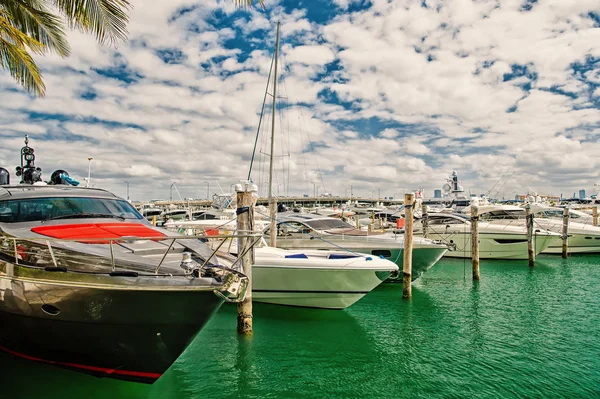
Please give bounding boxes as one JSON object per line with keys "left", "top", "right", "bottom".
{"left": 280, "top": 51, "right": 329, "bottom": 196}
{"left": 247, "top": 51, "right": 276, "bottom": 181}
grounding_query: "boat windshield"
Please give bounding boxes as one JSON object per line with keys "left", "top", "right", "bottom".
{"left": 0, "top": 197, "right": 143, "bottom": 223}
{"left": 304, "top": 218, "right": 353, "bottom": 230}
{"left": 479, "top": 210, "right": 524, "bottom": 220}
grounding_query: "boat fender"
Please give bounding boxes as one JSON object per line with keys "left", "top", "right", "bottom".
{"left": 109, "top": 271, "right": 139, "bottom": 277}
{"left": 366, "top": 257, "right": 373, "bottom": 261}
{"left": 379, "top": 255, "right": 385, "bottom": 259}
{"left": 236, "top": 206, "right": 250, "bottom": 215}
{"left": 44, "top": 266, "right": 67, "bottom": 272}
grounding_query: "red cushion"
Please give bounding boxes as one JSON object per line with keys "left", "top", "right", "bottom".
{"left": 90, "top": 223, "right": 166, "bottom": 238}
{"left": 32, "top": 223, "right": 165, "bottom": 243}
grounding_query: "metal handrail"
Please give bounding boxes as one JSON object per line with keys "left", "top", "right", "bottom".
{"left": 0, "top": 233, "right": 263, "bottom": 244}
{"left": 1, "top": 232, "right": 264, "bottom": 276}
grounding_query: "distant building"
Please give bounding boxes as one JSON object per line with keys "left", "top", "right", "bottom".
{"left": 516, "top": 194, "right": 561, "bottom": 203}
{"left": 434, "top": 189, "right": 442, "bottom": 198}
{"left": 579, "top": 189, "right": 586, "bottom": 199}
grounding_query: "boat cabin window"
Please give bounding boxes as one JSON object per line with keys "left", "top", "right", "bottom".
{"left": 304, "top": 219, "right": 354, "bottom": 230}
{"left": 427, "top": 216, "right": 464, "bottom": 225}
{"left": 195, "top": 213, "right": 217, "bottom": 220}
{"left": 266, "top": 221, "right": 310, "bottom": 236}
{"left": 537, "top": 210, "right": 564, "bottom": 218}
{"left": 479, "top": 210, "right": 523, "bottom": 220}
{"left": 0, "top": 197, "right": 143, "bottom": 223}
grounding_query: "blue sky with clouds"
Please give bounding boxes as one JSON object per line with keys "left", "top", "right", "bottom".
{"left": 0, "top": 0, "right": 599, "bottom": 201}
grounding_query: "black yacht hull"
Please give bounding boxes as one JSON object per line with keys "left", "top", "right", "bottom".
{"left": 0, "top": 270, "right": 225, "bottom": 383}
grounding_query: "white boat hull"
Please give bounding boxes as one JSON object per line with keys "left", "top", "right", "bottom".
{"left": 426, "top": 232, "right": 556, "bottom": 260}
{"left": 252, "top": 248, "right": 397, "bottom": 309}
{"left": 486, "top": 218, "right": 600, "bottom": 254}
{"left": 542, "top": 236, "right": 600, "bottom": 254}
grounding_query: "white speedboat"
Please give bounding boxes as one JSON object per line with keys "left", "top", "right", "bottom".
{"left": 252, "top": 247, "right": 398, "bottom": 309}
{"left": 271, "top": 214, "right": 448, "bottom": 280}
{"left": 416, "top": 211, "right": 559, "bottom": 259}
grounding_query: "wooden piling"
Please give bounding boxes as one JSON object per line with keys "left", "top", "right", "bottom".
{"left": 525, "top": 205, "right": 535, "bottom": 267}
{"left": 236, "top": 184, "right": 255, "bottom": 335}
{"left": 471, "top": 204, "right": 480, "bottom": 280}
{"left": 593, "top": 207, "right": 598, "bottom": 227}
{"left": 421, "top": 203, "right": 428, "bottom": 239}
{"left": 562, "top": 207, "right": 569, "bottom": 259}
{"left": 151, "top": 215, "right": 156, "bottom": 226}
{"left": 403, "top": 193, "right": 414, "bottom": 299}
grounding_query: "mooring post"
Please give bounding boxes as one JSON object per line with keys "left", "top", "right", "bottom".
{"left": 236, "top": 182, "right": 256, "bottom": 335}
{"left": 471, "top": 204, "right": 480, "bottom": 280}
{"left": 151, "top": 215, "right": 157, "bottom": 226}
{"left": 403, "top": 193, "right": 415, "bottom": 299}
{"left": 562, "top": 206, "right": 569, "bottom": 259}
{"left": 525, "top": 205, "right": 535, "bottom": 267}
{"left": 593, "top": 207, "right": 598, "bottom": 227}
{"left": 422, "top": 203, "right": 428, "bottom": 239}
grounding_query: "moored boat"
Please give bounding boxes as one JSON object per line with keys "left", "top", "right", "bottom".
{"left": 270, "top": 214, "right": 448, "bottom": 280}
{"left": 0, "top": 137, "right": 248, "bottom": 383}
{"left": 417, "top": 211, "right": 559, "bottom": 259}
{"left": 251, "top": 247, "right": 398, "bottom": 309}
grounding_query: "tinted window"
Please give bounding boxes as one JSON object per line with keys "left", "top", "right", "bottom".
{"left": 0, "top": 197, "right": 143, "bottom": 223}
{"left": 305, "top": 219, "right": 353, "bottom": 230}
{"left": 428, "top": 217, "right": 464, "bottom": 225}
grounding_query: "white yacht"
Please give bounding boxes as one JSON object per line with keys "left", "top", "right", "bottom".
{"left": 415, "top": 211, "right": 559, "bottom": 259}
{"left": 475, "top": 204, "right": 600, "bottom": 254}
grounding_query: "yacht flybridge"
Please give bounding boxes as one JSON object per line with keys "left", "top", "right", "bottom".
{"left": 0, "top": 137, "right": 248, "bottom": 383}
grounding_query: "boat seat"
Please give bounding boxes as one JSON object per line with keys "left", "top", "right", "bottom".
{"left": 328, "top": 253, "right": 360, "bottom": 259}
{"left": 284, "top": 253, "right": 308, "bottom": 259}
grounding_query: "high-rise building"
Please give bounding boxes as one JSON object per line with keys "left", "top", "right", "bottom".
{"left": 579, "top": 189, "right": 586, "bottom": 199}
{"left": 434, "top": 189, "right": 442, "bottom": 198}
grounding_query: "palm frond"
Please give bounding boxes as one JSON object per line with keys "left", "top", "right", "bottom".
{"left": 234, "top": 0, "right": 265, "bottom": 9}
{"left": 0, "top": 12, "right": 45, "bottom": 53}
{"left": 0, "top": 23, "right": 45, "bottom": 96}
{"left": 0, "top": 0, "right": 70, "bottom": 56}
{"left": 53, "top": 0, "right": 131, "bottom": 45}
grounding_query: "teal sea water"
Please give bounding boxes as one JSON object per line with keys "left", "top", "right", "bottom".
{"left": 1, "top": 255, "right": 599, "bottom": 398}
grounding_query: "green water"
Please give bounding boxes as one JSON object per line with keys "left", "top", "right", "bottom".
{"left": 1, "top": 255, "right": 599, "bottom": 398}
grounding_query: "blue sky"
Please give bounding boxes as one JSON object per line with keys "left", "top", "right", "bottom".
{"left": 0, "top": 0, "right": 599, "bottom": 201}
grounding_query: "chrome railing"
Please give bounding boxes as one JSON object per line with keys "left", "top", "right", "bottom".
{"left": 0, "top": 232, "right": 263, "bottom": 275}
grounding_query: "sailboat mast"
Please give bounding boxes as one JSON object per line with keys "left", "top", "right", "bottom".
{"left": 268, "top": 21, "right": 281, "bottom": 247}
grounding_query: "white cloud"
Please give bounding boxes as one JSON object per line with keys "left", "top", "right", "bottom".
{"left": 0, "top": 0, "right": 598, "bottom": 200}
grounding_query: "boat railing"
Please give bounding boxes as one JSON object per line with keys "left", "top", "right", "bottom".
{"left": 0, "top": 232, "right": 263, "bottom": 275}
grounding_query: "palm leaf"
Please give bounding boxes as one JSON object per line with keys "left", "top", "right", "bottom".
{"left": 0, "top": 0, "right": 70, "bottom": 56}
{"left": 0, "top": 11, "right": 45, "bottom": 52}
{"left": 0, "top": 17, "right": 45, "bottom": 96}
{"left": 53, "top": 0, "right": 131, "bottom": 45}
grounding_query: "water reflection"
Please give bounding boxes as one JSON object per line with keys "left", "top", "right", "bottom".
{"left": 0, "top": 351, "right": 149, "bottom": 398}
{"left": 150, "top": 302, "right": 375, "bottom": 398}
{"left": 0, "top": 256, "right": 598, "bottom": 398}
